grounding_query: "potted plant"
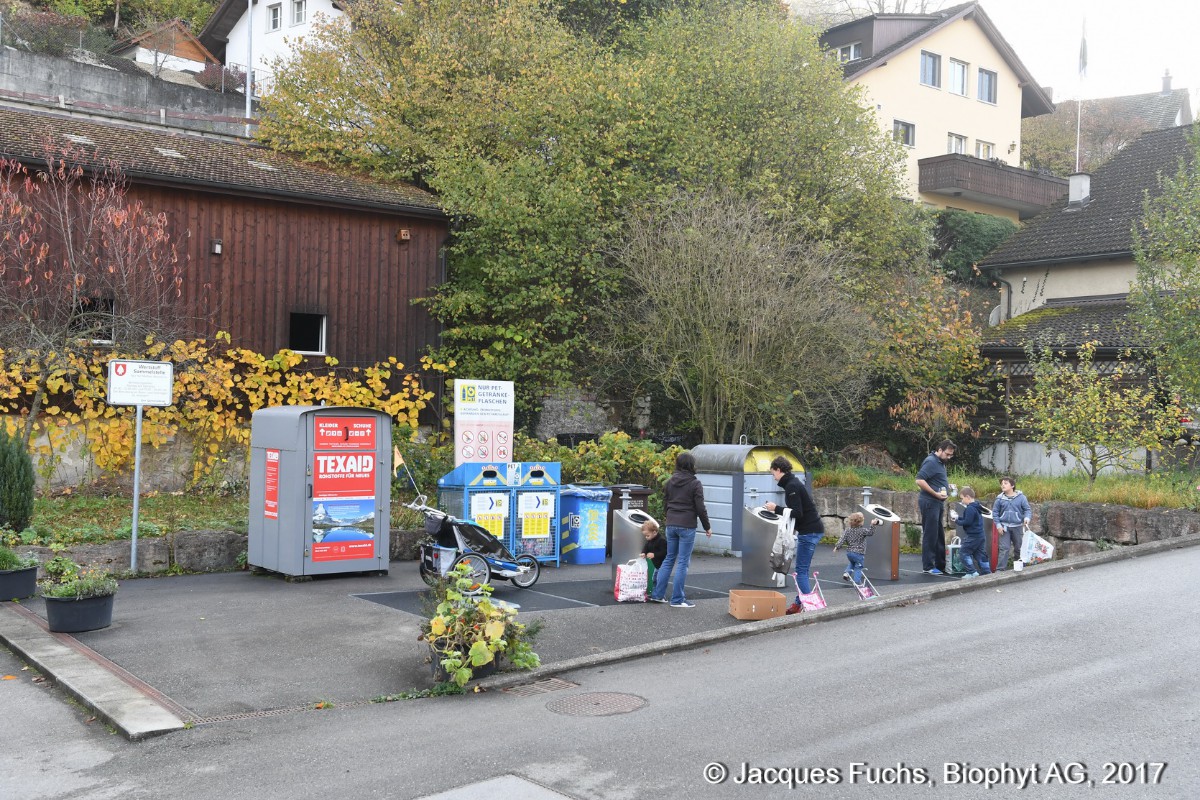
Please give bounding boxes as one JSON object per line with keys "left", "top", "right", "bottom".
{"left": 39, "top": 556, "right": 119, "bottom": 633}
{"left": 419, "top": 562, "right": 541, "bottom": 688}
{"left": 0, "top": 545, "right": 39, "bottom": 601}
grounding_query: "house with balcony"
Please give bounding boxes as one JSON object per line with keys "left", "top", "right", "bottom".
{"left": 974, "top": 124, "right": 1195, "bottom": 474}
{"left": 199, "top": 0, "right": 345, "bottom": 95}
{"left": 820, "top": 1, "right": 1066, "bottom": 222}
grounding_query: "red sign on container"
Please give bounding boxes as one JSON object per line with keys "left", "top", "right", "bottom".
{"left": 264, "top": 449, "right": 279, "bottom": 520}
{"left": 314, "top": 417, "right": 377, "bottom": 451}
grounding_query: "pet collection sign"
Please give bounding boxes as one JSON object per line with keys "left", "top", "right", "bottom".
{"left": 311, "top": 416, "right": 378, "bottom": 562}
{"left": 453, "top": 379, "right": 514, "bottom": 466}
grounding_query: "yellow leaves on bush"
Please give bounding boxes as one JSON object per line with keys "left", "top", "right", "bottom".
{"left": 0, "top": 337, "right": 451, "bottom": 485}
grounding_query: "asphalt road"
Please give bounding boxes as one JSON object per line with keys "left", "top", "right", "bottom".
{"left": 3, "top": 547, "right": 1196, "bottom": 800}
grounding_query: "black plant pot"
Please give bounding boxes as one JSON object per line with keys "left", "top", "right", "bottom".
{"left": 44, "top": 594, "right": 115, "bottom": 633}
{"left": 429, "top": 646, "right": 499, "bottom": 683}
{"left": 0, "top": 566, "right": 38, "bottom": 601}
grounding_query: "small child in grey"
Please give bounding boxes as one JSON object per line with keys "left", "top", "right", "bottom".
{"left": 833, "top": 512, "right": 881, "bottom": 585}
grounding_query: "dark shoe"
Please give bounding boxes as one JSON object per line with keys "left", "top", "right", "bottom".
{"left": 648, "top": 597, "right": 668, "bottom": 604}
{"left": 670, "top": 600, "right": 696, "bottom": 608}
{"left": 785, "top": 602, "right": 802, "bottom": 615}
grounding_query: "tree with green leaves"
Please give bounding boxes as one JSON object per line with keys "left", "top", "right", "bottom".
{"left": 1129, "top": 128, "right": 1200, "bottom": 406}
{"left": 1011, "top": 340, "right": 1182, "bottom": 484}
{"left": 933, "top": 208, "right": 1017, "bottom": 285}
{"left": 0, "top": 424, "right": 35, "bottom": 533}
{"left": 258, "top": 0, "right": 922, "bottom": 421}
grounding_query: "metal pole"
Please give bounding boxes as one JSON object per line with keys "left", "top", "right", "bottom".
{"left": 861, "top": 485, "right": 872, "bottom": 508}
{"left": 619, "top": 486, "right": 631, "bottom": 511}
{"left": 131, "top": 404, "right": 144, "bottom": 572}
{"left": 244, "top": 0, "right": 253, "bottom": 136}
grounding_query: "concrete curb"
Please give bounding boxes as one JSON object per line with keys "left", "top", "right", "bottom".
{"left": 0, "top": 602, "right": 188, "bottom": 740}
{"left": 478, "top": 532, "right": 1200, "bottom": 691}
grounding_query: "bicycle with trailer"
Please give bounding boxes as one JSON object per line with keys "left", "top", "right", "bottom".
{"left": 406, "top": 498, "right": 542, "bottom": 591}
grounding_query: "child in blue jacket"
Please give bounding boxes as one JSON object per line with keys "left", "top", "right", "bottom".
{"left": 954, "top": 486, "right": 991, "bottom": 578}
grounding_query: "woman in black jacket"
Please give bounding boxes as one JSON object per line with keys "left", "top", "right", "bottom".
{"left": 648, "top": 451, "right": 712, "bottom": 608}
{"left": 765, "top": 456, "right": 822, "bottom": 614}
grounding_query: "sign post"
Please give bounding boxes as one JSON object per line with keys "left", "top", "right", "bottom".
{"left": 453, "top": 379, "right": 515, "bottom": 466}
{"left": 107, "top": 360, "right": 174, "bottom": 571}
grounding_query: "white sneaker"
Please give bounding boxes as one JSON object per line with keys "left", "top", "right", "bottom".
{"left": 670, "top": 600, "right": 696, "bottom": 608}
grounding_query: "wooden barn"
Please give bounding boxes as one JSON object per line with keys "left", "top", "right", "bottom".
{"left": 0, "top": 105, "right": 447, "bottom": 371}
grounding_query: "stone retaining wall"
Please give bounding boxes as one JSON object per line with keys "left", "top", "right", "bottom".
{"left": 16, "top": 494, "right": 1200, "bottom": 576}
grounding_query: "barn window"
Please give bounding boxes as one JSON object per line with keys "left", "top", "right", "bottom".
{"left": 289, "top": 312, "right": 326, "bottom": 354}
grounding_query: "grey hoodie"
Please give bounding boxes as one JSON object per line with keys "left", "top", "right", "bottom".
{"left": 992, "top": 490, "right": 1032, "bottom": 528}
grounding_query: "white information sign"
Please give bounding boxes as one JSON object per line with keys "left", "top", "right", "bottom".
{"left": 107, "top": 360, "right": 174, "bottom": 407}
{"left": 454, "top": 380, "right": 514, "bottom": 466}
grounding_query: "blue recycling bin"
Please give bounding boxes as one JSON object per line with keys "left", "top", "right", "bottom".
{"left": 559, "top": 485, "right": 613, "bottom": 565}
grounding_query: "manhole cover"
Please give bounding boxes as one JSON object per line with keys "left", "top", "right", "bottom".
{"left": 546, "top": 692, "right": 646, "bottom": 717}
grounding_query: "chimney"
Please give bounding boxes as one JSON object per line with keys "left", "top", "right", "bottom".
{"left": 1162, "top": 70, "right": 1172, "bottom": 95}
{"left": 1067, "top": 173, "right": 1091, "bottom": 208}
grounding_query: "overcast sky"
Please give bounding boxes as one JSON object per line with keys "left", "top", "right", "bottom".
{"left": 981, "top": 0, "right": 1199, "bottom": 101}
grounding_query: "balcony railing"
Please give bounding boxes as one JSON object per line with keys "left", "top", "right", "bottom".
{"left": 918, "top": 154, "right": 1067, "bottom": 219}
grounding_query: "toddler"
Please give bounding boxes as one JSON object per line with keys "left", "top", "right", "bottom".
{"left": 833, "top": 512, "right": 880, "bottom": 585}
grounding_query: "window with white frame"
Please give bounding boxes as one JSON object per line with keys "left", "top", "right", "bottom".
{"left": 291, "top": 0, "right": 306, "bottom": 25}
{"left": 949, "top": 59, "right": 968, "bottom": 96}
{"left": 289, "top": 312, "right": 326, "bottom": 354}
{"left": 837, "top": 42, "right": 862, "bottom": 63}
{"left": 920, "top": 51, "right": 941, "bottom": 88}
{"left": 978, "top": 68, "right": 997, "bottom": 104}
{"left": 976, "top": 140, "right": 995, "bottom": 159}
{"left": 948, "top": 133, "right": 967, "bottom": 154}
{"left": 894, "top": 120, "right": 916, "bottom": 147}
{"left": 267, "top": 3, "right": 281, "bottom": 31}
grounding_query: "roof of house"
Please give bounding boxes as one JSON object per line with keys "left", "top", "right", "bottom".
{"left": 1097, "top": 87, "right": 1194, "bottom": 129}
{"left": 821, "top": 1, "right": 1054, "bottom": 118}
{"left": 0, "top": 105, "right": 442, "bottom": 217}
{"left": 110, "top": 19, "right": 219, "bottom": 65}
{"left": 980, "top": 296, "right": 1143, "bottom": 353}
{"left": 978, "top": 124, "right": 1194, "bottom": 269}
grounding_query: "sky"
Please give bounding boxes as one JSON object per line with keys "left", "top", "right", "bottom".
{"left": 979, "top": 0, "right": 1200, "bottom": 102}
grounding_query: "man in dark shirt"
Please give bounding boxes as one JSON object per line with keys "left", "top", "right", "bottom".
{"left": 915, "top": 439, "right": 956, "bottom": 575}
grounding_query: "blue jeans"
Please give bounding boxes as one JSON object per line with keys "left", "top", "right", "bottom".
{"left": 793, "top": 532, "right": 823, "bottom": 597}
{"left": 846, "top": 551, "right": 865, "bottom": 583}
{"left": 961, "top": 535, "right": 991, "bottom": 575}
{"left": 651, "top": 526, "right": 696, "bottom": 604}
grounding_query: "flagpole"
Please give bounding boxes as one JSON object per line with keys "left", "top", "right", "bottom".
{"left": 1076, "top": 17, "right": 1086, "bottom": 173}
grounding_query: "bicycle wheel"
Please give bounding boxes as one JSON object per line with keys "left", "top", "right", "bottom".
{"left": 510, "top": 554, "right": 541, "bottom": 589}
{"left": 452, "top": 553, "right": 490, "bottom": 593}
{"left": 418, "top": 563, "right": 438, "bottom": 587}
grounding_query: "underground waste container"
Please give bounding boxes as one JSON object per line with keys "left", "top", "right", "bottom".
{"left": 741, "top": 506, "right": 792, "bottom": 588}
{"left": 248, "top": 405, "right": 391, "bottom": 577}
{"left": 605, "top": 484, "right": 653, "bottom": 556}
{"left": 611, "top": 508, "right": 657, "bottom": 584}
{"left": 860, "top": 503, "right": 902, "bottom": 581}
{"left": 559, "top": 485, "right": 612, "bottom": 565}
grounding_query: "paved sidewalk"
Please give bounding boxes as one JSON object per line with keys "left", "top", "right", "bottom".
{"left": 3, "top": 534, "right": 1198, "bottom": 740}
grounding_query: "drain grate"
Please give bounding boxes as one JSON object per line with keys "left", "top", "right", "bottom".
{"left": 546, "top": 692, "right": 646, "bottom": 717}
{"left": 502, "top": 677, "right": 578, "bottom": 697}
{"left": 192, "top": 699, "right": 374, "bottom": 725}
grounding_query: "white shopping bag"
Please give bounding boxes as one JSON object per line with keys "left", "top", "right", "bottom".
{"left": 1020, "top": 526, "right": 1055, "bottom": 564}
{"left": 614, "top": 558, "right": 648, "bottom": 602}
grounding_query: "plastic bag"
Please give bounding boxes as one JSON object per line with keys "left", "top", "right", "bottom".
{"left": 769, "top": 513, "right": 796, "bottom": 576}
{"left": 614, "top": 558, "right": 648, "bottom": 602}
{"left": 1020, "top": 527, "right": 1055, "bottom": 564}
{"left": 946, "top": 536, "right": 964, "bottom": 575}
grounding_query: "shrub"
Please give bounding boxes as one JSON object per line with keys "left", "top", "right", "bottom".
{"left": 39, "top": 556, "right": 118, "bottom": 599}
{"left": 0, "top": 545, "right": 38, "bottom": 571}
{"left": 0, "top": 425, "right": 35, "bottom": 532}
{"left": 196, "top": 62, "right": 246, "bottom": 92}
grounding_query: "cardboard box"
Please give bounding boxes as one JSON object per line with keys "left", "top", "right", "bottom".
{"left": 728, "top": 589, "right": 788, "bottom": 620}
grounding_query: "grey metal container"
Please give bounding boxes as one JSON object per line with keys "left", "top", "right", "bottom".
{"left": 860, "top": 503, "right": 902, "bottom": 581}
{"left": 741, "top": 506, "right": 790, "bottom": 588}
{"left": 611, "top": 508, "right": 657, "bottom": 584}
{"left": 690, "top": 443, "right": 805, "bottom": 555}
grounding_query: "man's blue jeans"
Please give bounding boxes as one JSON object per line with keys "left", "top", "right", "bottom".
{"left": 651, "top": 526, "right": 696, "bottom": 604}
{"left": 793, "top": 532, "right": 823, "bottom": 597}
{"left": 846, "top": 551, "right": 865, "bottom": 583}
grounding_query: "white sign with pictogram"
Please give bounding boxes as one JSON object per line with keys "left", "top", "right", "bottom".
{"left": 454, "top": 379, "right": 515, "bottom": 466}
{"left": 107, "top": 360, "right": 174, "bottom": 407}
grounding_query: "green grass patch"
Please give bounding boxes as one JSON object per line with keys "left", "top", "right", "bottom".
{"left": 5, "top": 492, "right": 249, "bottom": 547}
{"left": 811, "top": 466, "right": 1200, "bottom": 510}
